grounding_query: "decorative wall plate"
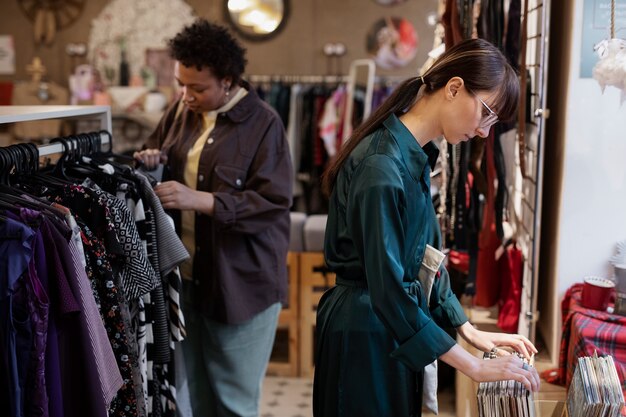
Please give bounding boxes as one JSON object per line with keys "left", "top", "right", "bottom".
{"left": 18, "top": 0, "right": 86, "bottom": 30}
{"left": 366, "top": 16, "right": 418, "bottom": 69}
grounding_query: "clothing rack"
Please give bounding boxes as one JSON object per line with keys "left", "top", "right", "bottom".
{"left": 37, "top": 131, "right": 111, "bottom": 157}
{"left": 0, "top": 132, "right": 113, "bottom": 178}
{"left": 246, "top": 73, "right": 406, "bottom": 85}
{"left": 247, "top": 74, "right": 349, "bottom": 84}
{"left": 0, "top": 104, "right": 186, "bottom": 417}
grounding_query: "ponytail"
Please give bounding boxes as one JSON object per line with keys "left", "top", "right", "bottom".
{"left": 321, "top": 38, "right": 518, "bottom": 196}
{"left": 321, "top": 76, "right": 425, "bottom": 195}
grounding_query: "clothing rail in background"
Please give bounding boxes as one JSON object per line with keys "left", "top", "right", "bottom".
{"left": 246, "top": 73, "right": 408, "bottom": 85}
{"left": 247, "top": 74, "right": 349, "bottom": 84}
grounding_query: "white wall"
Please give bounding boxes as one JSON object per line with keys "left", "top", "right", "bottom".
{"left": 555, "top": 0, "right": 626, "bottom": 297}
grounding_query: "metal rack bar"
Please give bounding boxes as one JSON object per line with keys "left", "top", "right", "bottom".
{"left": 246, "top": 73, "right": 406, "bottom": 85}
{"left": 37, "top": 132, "right": 111, "bottom": 157}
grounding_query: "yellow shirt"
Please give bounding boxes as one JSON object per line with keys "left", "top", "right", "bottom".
{"left": 180, "top": 87, "right": 248, "bottom": 279}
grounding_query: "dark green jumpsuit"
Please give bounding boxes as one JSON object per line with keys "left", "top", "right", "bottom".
{"left": 313, "top": 114, "right": 469, "bottom": 417}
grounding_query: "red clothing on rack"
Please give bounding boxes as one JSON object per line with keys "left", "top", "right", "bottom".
{"left": 475, "top": 132, "right": 501, "bottom": 307}
{"left": 542, "top": 284, "right": 626, "bottom": 401}
{"left": 497, "top": 245, "right": 523, "bottom": 333}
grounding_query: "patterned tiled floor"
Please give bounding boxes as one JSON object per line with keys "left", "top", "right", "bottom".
{"left": 259, "top": 376, "right": 455, "bottom": 417}
{"left": 260, "top": 377, "right": 314, "bottom": 417}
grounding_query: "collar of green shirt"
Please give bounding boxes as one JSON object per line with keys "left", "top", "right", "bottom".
{"left": 382, "top": 113, "right": 439, "bottom": 183}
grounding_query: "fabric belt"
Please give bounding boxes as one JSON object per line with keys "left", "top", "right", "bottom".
{"left": 335, "top": 277, "right": 417, "bottom": 290}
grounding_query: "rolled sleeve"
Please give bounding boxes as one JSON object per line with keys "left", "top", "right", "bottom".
{"left": 429, "top": 266, "right": 469, "bottom": 329}
{"left": 212, "top": 194, "right": 237, "bottom": 226}
{"left": 431, "top": 293, "right": 468, "bottom": 328}
{"left": 390, "top": 318, "right": 456, "bottom": 371}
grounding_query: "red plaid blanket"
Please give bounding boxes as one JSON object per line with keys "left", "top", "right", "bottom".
{"left": 542, "top": 283, "right": 626, "bottom": 402}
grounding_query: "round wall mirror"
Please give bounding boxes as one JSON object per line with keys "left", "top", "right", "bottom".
{"left": 370, "top": 0, "right": 408, "bottom": 5}
{"left": 224, "top": 0, "right": 289, "bottom": 41}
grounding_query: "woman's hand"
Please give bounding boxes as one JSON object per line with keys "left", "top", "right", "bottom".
{"left": 440, "top": 345, "right": 541, "bottom": 392}
{"left": 154, "top": 181, "right": 215, "bottom": 214}
{"left": 133, "top": 148, "right": 167, "bottom": 169}
{"left": 469, "top": 351, "right": 541, "bottom": 392}
{"left": 457, "top": 322, "right": 538, "bottom": 362}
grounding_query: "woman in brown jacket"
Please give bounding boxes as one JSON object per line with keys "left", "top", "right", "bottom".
{"left": 135, "top": 19, "right": 293, "bottom": 417}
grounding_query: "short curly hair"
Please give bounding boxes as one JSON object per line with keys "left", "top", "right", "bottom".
{"left": 168, "top": 19, "right": 247, "bottom": 85}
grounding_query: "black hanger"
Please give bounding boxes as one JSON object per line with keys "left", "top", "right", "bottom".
{"left": 50, "top": 136, "right": 73, "bottom": 180}
{"left": 88, "top": 131, "right": 139, "bottom": 184}
{"left": 0, "top": 145, "right": 44, "bottom": 209}
{"left": 0, "top": 143, "right": 72, "bottom": 221}
{"left": 0, "top": 147, "right": 9, "bottom": 185}
{"left": 0, "top": 147, "right": 17, "bottom": 219}
{"left": 91, "top": 130, "right": 135, "bottom": 164}
{"left": 30, "top": 136, "right": 77, "bottom": 190}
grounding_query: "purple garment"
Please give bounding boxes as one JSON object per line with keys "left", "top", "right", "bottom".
{"left": 13, "top": 277, "right": 33, "bottom": 417}
{"left": 32, "top": 216, "right": 73, "bottom": 417}
{"left": 31, "top": 221, "right": 64, "bottom": 417}
{"left": 0, "top": 217, "right": 35, "bottom": 417}
{"left": 41, "top": 218, "right": 114, "bottom": 417}
{"left": 18, "top": 208, "right": 51, "bottom": 417}
{"left": 63, "top": 213, "right": 123, "bottom": 413}
{"left": 25, "top": 257, "right": 49, "bottom": 417}
{"left": 39, "top": 219, "right": 90, "bottom": 417}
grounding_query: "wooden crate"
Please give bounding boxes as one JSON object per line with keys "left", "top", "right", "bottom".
{"left": 298, "top": 252, "right": 335, "bottom": 378}
{"left": 267, "top": 252, "right": 300, "bottom": 377}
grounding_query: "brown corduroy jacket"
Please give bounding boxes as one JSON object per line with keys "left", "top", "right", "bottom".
{"left": 146, "top": 83, "right": 293, "bottom": 324}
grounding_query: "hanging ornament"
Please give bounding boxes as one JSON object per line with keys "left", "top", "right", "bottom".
{"left": 592, "top": 0, "right": 626, "bottom": 103}
{"left": 19, "top": 0, "right": 87, "bottom": 46}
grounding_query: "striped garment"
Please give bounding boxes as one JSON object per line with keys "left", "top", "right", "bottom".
{"left": 126, "top": 175, "right": 189, "bottom": 417}
{"left": 66, "top": 213, "right": 124, "bottom": 413}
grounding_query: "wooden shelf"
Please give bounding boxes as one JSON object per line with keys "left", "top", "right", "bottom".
{"left": 0, "top": 105, "right": 111, "bottom": 127}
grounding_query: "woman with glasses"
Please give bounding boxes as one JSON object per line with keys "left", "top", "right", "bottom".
{"left": 314, "top": 38, "right": 540, "bottom": 417}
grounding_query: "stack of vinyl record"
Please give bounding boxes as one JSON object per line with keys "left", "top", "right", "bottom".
{"left": 476, "top": 352, "right": 536, "bottom": 417}
{"left": 567, "top": 354, "right": 625, "bottom": 417}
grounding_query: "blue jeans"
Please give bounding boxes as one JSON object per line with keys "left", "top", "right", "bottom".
{"left": 181, "top": 284, "right": 280, "bottom": 417}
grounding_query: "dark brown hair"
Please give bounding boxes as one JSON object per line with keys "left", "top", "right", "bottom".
{"left": 322, "top": 38, "right": 519, "bottom": 195}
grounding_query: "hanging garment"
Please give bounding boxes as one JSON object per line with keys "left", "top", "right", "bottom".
{"left": 497, "top": 244, "right": 523, "bottom": 333}
{"left": 442, "top": 0, "right": 465, "bottom": 47}
{"left": 477, "top": 0, "right": 504, "bottom": 46}
{"left": 474, "top": 132, "right": 502, "bottom": 307}
{"left": 0, "top": 217, "right": 36, "bottom": 417}
{"left": 505, "top": 0, "right": 522, "bottom": 70}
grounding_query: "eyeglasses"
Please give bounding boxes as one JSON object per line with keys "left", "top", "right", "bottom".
{"left": 467, "top": 88, "right": 499, "bottom": 129}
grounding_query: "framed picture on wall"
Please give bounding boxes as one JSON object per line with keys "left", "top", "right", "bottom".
{"left": 0, "top": 35, "right": 15, "bottom": 74}
{"left": 145, "top": 48, "right": 176, "bottom": 87}
{"left": 366, "top": 17, "right": 418, "bottom": 69}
